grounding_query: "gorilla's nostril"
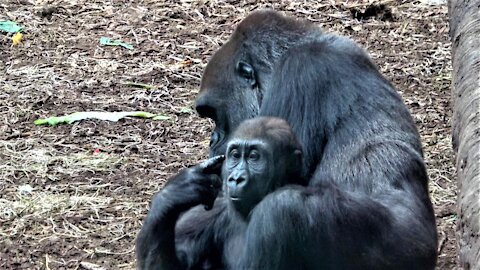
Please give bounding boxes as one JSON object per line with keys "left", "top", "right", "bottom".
{"left": 234, "top": 176, "right": 245, "bottom": 184}
{"left": 228, "top": 174, "right": 245, "bottom": 185}
{"left": 195, "top": 103, "right": 217, "bottom": 122}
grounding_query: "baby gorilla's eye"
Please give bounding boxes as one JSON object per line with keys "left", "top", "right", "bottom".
{"left": 248, "top": 150, "right": 260, "bottom": 161}
{"left": 230, "top": 149, "right": 241, "bottom": 159}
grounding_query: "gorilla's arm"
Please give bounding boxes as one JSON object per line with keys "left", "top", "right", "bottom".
{"left": 136, "top": 157, "right": 223, "bottom": 270}
{"left": 136, "top": 190, "right": 182, "bottom": 270}
{"left": 239, "top": 180, "right": 437, "bottom": 270}
{"left": 253, "top": 37, "right": 437, "bottom": 269}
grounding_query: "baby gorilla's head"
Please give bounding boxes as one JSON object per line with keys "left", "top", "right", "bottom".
{"left": 222, "top": 117, "right": 304, "bottom": 218}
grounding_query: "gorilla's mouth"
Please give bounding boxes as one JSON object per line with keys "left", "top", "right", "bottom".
{"left": 209, "top": 129, "right": 227, "bottom": 157}
{"left": 228, "top": 191, "right": 241, "bottom": 201}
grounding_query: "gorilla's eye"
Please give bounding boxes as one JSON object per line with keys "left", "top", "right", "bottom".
{"left": 237, "top": 62, "right": 255, "bottom": 85}
{"left": 248, "top": 150, "right": 260, "bottom": 161}
{"left": 229, "top": 149, "right": 241, "bottom": 159}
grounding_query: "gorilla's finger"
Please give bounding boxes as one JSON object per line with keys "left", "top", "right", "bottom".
{"left": 200, "top": 155, "right": 225, "bottom": 174}
{"left": 204, "top": 175, "right": 221, "bottom": 211}
{"left": 210, "top": 175, "right": 222, "bottom": 189}
{"left": 203, "top": 183, "right": 220, "bottom": 211}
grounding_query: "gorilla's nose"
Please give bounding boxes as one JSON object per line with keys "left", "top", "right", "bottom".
{"left": 228, "top": 172, "right": 246, "bottom": 186}
{"left": 195, "top": 94, "right": 216, "bottom": 120}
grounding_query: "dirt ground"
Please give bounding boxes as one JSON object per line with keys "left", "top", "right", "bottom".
{"left": 0, "top": 0, "right": 456, "bottom": 269}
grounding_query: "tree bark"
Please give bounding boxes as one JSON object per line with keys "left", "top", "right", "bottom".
{"left": 448, "top": 1, "right": 480, "bottom": 269}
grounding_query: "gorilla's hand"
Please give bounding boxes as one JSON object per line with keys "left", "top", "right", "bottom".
{"left": 159, "top": 155, "right": 225, "bottom": 212}
{"left": 137, "top": 156, "right": 224, "bottom": 270}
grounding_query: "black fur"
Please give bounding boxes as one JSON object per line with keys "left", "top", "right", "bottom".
{"left": 138, "top": 10, "right": 438, "bottom": 270}
{"left": 136, "top": 118, "right": 309, "bottom": 270}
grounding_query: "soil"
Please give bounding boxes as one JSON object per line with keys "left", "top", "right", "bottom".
{"left": 0, "top": 0, "right": 457, "bottom": 269}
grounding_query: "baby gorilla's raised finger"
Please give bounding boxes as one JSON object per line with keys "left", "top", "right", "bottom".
{"left": 203, "top": 174, "right": 222, "bottom": 210}
{"left": 200, "top": 155, "right": 225, "bottom": 174}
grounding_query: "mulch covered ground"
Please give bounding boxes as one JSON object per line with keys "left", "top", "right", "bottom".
{"left": 0, "top": 0, "right": 456, "bottom": 269}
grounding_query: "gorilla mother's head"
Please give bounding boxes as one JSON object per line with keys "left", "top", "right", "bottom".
{"left": 195, "top": 10, "right": 315, "bottom": 157}
{"left": 195, "top": 9, "right": 391, "bottom": 178}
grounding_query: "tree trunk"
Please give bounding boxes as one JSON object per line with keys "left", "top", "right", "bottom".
{"left": 448, "top": 1, "right": 480, "bottom": 269}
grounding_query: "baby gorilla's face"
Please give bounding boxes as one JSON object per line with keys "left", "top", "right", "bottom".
{"left": 222, "top": 138, "right": 275, "bottom": 218}
{"left": 220, "top": 116, "right": 303, "bottom": 219}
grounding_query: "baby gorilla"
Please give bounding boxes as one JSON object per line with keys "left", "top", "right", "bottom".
{"left": 223, "top": 117, "right": 304, "bottom": 218}
{"left": 136, "top": 117, "right": 305, "bottom": 270}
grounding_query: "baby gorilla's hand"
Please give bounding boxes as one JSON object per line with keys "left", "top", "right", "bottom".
{"left": 161, "top": 155, "right": 224, "bottom": 212}
{"left": 198, "top": 155, "right": 225, "bottom": 210}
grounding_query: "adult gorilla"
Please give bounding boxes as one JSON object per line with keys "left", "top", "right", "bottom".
{"left": 195, "top": 9, "right": 437, "bottom": 268}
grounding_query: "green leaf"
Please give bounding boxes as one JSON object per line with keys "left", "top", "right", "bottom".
{"left": 34, "top": 111, "right": 171, "bottom": 126}
{"left": 152, "top": 114, "right": 171, "bottom": 121}
{"left": 180, "top": 106, "right": 194, "bottom": 114}
{"left": 0, "top": 21, "right": 23, "bottom": 33}
{"left": 100, "top": 37, "right": 134, "bottom": 50}
{"left": 128, "top": 111, "right": 157, "bottom": 118}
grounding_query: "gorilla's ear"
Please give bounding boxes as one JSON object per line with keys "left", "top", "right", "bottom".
{"left": 237, "top": 61, "right": 256, "bottom": 87}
